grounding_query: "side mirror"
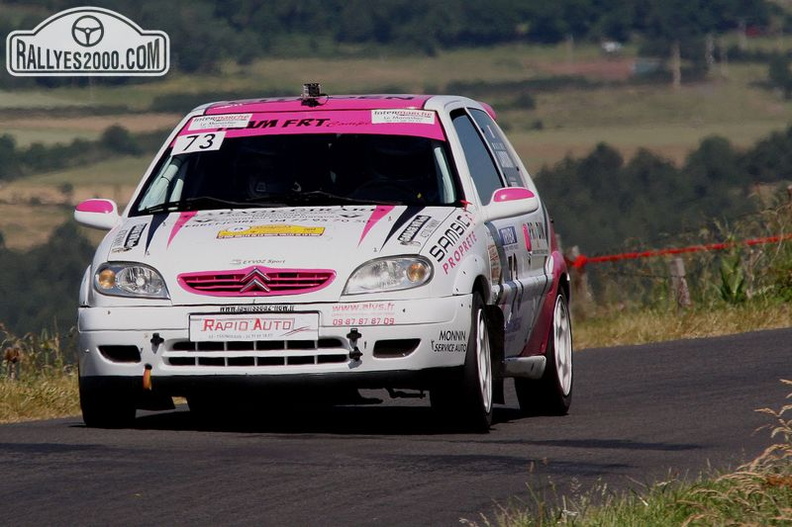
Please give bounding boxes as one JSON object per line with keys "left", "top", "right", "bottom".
{"left": 483, "top": 187, "right": 540, "bottom": 221}
{"left": 74, "top": 199, "right": 120, "bottom": 230}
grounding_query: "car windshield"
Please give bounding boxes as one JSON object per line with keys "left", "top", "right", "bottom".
{"left": 132, "top": 134, "right": 459, "bottom": 214}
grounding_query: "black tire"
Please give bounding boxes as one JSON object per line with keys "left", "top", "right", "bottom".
{"left": 431, "top": 293, "right": 493, "bottom": 432}
{"left": 79, "top": 378, "right": 137, "bottom": 428}
{"left": 515, "top": 291, "right": 573, "bottom": 416}
{"left": 187, "top": 393, "right": 227, "bottom": 422}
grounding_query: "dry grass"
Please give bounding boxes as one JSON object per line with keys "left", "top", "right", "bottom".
{"left": 0, "top": 325, "right": 80, "bottom": 423}
{"left": 0, "top": 202, "right": 72, "bottom": 250}
{"left": 680, "top": 380, "right": 792, "bottom": 526}
{"left": 573, "top": 301, "right": 792, "bottom": 351}
{"left": 0, "top": 375, "right": 80, "bottom": 423}
{"left": 0, "top": 113, "right": 180, "bottom": 147}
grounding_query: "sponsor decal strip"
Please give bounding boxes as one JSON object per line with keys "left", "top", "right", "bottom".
{"left": 371, "top": 109, "right": 435, "bottom": 125}
{"left": 189, "top": 113, "right": 252, "bottom": 131}
{"left": 172, "top": 111, "right": 446, "bottom": 143}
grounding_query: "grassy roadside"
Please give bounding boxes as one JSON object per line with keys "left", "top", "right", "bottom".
{"left": 574, "top": 300, "right": 792, "bottom": 351}
{"left": 1, "top": 301, "right": 789, "bottom": 424}
{"left": 466, "top": 380, "right": 792, "bottom": 527}
{"left": 0, "top": 374, "right": 79, "bottom": 423}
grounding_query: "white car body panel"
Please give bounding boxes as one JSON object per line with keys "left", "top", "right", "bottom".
{"left": 75, "top": 92, "right": 570, "bottom": 411}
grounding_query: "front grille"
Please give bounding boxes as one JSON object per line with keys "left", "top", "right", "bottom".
{"left": 178, "top": 265, "right": 336, "bottom": 297}
{"left": 165, "top": 338, "right": 349, "bottom": 367}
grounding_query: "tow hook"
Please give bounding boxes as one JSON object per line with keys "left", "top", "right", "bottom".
{"left": 150, "top": 332, "right": 164, "bottom": 349}
{"left": 347, "top": 328, "right": 363, "bottom": 361}
{"left": 143, "top": 364, "right": 153, "bottom": 391}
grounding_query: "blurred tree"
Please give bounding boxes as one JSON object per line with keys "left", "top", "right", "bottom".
{"left": 685, "top": 136, "right": 743, "bottom": 192}
{"left": 0, "top": 222, "right": 95, "bottom": 335}
{"left": 768, "top": 53, "right": 792, "bottom": 99}
{"left": 100, "top": 125, "right": 142, "bottom": 156}
{"left": 0, "top": 135, "right": 23, "bottom": 181}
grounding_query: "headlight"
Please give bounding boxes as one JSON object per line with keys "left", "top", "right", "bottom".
{"left": 343, "top": 256, "right": 433, "bottom": 295}
{"left": 94, "top": 263, "right": 169, "bottom": 299}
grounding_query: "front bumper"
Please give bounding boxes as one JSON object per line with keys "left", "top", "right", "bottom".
{"left": 78, "top": 295, "right": 473, "bottom": 393}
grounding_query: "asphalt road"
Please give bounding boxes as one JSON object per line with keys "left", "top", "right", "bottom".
{"left": 1, "top": 327, "right": 790, "bottom": 526}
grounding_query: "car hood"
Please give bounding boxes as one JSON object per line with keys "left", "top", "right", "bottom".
{"left": 98, "top": 205, "right": 457, "bottom": 304}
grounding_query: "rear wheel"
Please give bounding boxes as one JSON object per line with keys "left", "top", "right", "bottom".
{"left": 515, "top": 291, "right": 573, "bottom": 416}
{"left": 431, "top": 293, "right": 493, "bottom": 432}
{"left": 79, "top": 378, "right": 137, "bottom": 428}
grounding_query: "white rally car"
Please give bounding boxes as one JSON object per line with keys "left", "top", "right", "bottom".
{"left": 75, "top": 85, "right": 573, "bottom": 431}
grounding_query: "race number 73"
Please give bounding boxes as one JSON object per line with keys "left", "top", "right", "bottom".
{"left": 172, "top": 131, "right": 226, "bottom": 154}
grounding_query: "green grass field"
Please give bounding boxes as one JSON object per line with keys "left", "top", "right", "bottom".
{"left": 0, "top": 156, "right": 147, "bottom": 248}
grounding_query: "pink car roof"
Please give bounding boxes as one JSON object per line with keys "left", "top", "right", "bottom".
{"left": 172, "top": 95, "right": 448, "bottom": 144}
{"left": 203, "top": 94, "right": 434, "bottom": 114}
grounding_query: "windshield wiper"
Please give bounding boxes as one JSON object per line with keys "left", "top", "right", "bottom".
{"left": 138, "top": 196, "right": 246, "bottom": 214}
{"left": 245, "top": 191, "right": 379, "bottom": 206}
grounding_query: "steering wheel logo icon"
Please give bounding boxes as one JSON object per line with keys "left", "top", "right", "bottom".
{"left": 71, "top": 15, "right": 104, "bottom": 47}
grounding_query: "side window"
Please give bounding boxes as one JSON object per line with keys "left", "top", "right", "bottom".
{"left": 451, "top": 110, "right": 503, "bottom": 205}
{"left": 470, "top": 108, "right": 524, "bottom": 187}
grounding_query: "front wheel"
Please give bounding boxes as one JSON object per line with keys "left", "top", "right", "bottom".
{"left": 79, "top": 377, "right": 137, "bottom": 428}
{"left": 516, "top": 291, "right": 573, "bottom": 416}
{"left": 431, "top": 293, "right": 493, "bottom": 432}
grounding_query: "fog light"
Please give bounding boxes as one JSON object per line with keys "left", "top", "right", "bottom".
{"left": 97, "top": 268, "right": 116, "bottom": 289}
{"left": 407, "top": 262, "right": 428, "bottom": 283}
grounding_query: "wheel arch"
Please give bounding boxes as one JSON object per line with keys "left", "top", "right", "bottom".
{"left": 471, "top": 274, "right": 506, "bottom": 406}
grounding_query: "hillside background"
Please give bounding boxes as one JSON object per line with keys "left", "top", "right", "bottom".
{"left": 2, "top": 0, "right": 792, "bottom": 334}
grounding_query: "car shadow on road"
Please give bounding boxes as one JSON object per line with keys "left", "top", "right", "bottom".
{"left": 128, "top": 403, "right": 526, "bottom": 436}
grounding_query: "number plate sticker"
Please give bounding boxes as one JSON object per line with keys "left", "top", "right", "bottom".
{"left": 173, "top": 131, "right": 225, "bottom": 154}
{"left": 189, "top": 312, "right": 319, "bottom": 342}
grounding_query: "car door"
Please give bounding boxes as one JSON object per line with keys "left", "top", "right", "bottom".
{"left": 450, "top": 107, "right": 550, "bottom": 357}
